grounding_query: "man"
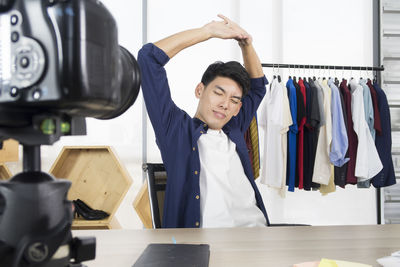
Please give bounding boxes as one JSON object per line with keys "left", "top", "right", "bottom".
{"left": 138, "top": 14, "right": 269, "bottom": 228}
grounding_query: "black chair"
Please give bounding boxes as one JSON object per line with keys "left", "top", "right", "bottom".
{"left": 143, "top": 163, "right": 167, "bottom": 228}
{"left": 143, "top": 163, "right": 309, "bottom": 228}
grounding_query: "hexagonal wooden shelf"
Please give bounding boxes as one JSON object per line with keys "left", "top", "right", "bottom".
{"left": 133, "top": 181, "right": 153, "bottom": 229}
{"left": 0, "top": 164, "right": 12, "bottom": 180}
{"left": 0, "top": 139, "right": 19, "bottom": 163}
{"left": 49, "top": 146, "right": 132, "bottom": 230}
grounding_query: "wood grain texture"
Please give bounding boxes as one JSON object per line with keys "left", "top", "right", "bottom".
{"left": 73, "top": 224, "right": 400, "bottom": 267}
{"left": 50, "top": 146, "right": 132, "bottom": 229}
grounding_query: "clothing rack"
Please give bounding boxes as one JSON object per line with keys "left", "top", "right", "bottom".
{"left": 261, "top": 63, "right": 384, "bottom": 72}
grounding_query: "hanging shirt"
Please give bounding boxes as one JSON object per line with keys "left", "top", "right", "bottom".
{"left": 339, "top": 79, "right": 358, "bottom": 185}
{"left": 297, "top": 78, "right": 307, "bottom": 189}
{"left": 372, "top": 82, "right": 396, "bottom": 188}
{"left": 259, "top": 78, "right": 287, "bottom": 188}
{"left": 360, "top": 78, "right": 375, "bottom": 140}
{"left": 312, "top": 79, "right": 332, "bottom": 185}
{"left": 314, "top": 79, "right": 326, "bottom": 127}
{"left": 334, "top": 86, "right": 349, "bottom": 188}
{"left": 349, "top": 79, "right": 382, "bottom": 181}
{"left": 367, "top": 79, "right": 382, "bottom": 136}
{"left": 281, "top": 80, "right": 293, "bottom": 191}
{"left": 303, "top": 79, "right": 322, "bottom": 190}
{"left": 286, "top": 78, "right": 298, "bottom": 192}
{"left": 328, "top": 78, "right": 349, "bottom": 167}
{"left": 198, "top": 129, "right": 267, "bottom": 228}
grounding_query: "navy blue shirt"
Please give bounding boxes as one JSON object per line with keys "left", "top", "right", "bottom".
{"left": 137, "top": 43, "right": 270, "bottom": 228}
{"left": 372, "top": 82, "right": 396, "bottom": 188}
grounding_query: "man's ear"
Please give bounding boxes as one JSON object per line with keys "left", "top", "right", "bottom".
{"left": 195, "top": 82, "right": 204, "bottom": 99}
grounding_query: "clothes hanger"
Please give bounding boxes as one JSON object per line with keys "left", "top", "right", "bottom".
{"left": 272, "top": 63, "right": 276, "bottom": 80}
{"left": 277, "top": 63, "right": 281, "bottom": 83}
{"left": 334, "top": 65, "right": 339, "bottom": 85}
{"left": 342, "top": 65, "right": 346, "bottom": 82}
{"left": 313, "top": 65, "right": 316, "bottom": 81}
{"left": 293, "top": 64, "right": 297, "bottom": 82}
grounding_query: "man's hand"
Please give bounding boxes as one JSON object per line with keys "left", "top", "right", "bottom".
{"left": 204, "top": 14, "right": 253, "bottom": 47}
{"left": 154, "top": 14, "right": 262, "bottom": 78}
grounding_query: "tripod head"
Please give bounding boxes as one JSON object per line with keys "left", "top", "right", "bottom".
{"left": 0, "top": 116, "right": 96, "bottom": 267}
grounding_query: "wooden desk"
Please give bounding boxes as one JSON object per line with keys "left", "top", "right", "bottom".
{"left": 73, "top": 224, "right": 400, "bottom": 267}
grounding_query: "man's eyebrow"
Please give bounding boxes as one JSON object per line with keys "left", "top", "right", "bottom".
{"left": 215, "top": 85, "right": 242, "bottom": 100}
{"left": 215, "top": 85, "right": 226, "bottom": 93}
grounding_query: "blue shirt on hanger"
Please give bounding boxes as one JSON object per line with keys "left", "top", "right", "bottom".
{"left": 372, "top": 82, "right": 396, "bottom": 188}
{"left": 286, "top": 78, "right": 298, "bottom": 192}
{"left": 328, "top": 79, "right": 349, "bottom": 167}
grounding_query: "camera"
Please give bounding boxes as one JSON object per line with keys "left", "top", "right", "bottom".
{"left": 0, "top": 0, "right": 140, "bottom": 130}
{"left": 0, "top": 0, "right": 141, "bottom": 266}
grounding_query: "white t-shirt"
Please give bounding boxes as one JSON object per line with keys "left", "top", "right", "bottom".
{"left": 198, "top": 129, "right": 267, "bottom": 228}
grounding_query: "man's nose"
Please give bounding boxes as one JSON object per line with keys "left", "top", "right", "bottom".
{"left": 219, "top": 97, "right": 229, "bottom": 110}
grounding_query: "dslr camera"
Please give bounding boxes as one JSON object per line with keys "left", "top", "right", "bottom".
{"left": 0, "top": 0, "right": 141, "bottom": 266}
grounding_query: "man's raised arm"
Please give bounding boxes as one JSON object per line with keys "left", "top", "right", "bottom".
{"left": 216, "top": 15, "right": 264, "bottom": 79}
{"left": 154, "top": 14, "right": 250, "bottom": 59}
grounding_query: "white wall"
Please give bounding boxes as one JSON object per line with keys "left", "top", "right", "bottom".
{"left": 7, "top": 0, "right": 378, "bottom": 228}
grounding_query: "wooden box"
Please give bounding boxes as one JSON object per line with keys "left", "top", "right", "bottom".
{"left": 49, "top": 146, "right": 132, "bottom": 230}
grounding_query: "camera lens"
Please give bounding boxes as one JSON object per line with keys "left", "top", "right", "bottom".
{"left": 96, "top": 46, "right": 141, "bottom": 120}
{"left": 20, "top": 57, "right": 30, "bottom": 68}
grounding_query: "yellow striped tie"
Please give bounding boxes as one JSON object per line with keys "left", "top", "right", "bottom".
{"left": 249, "top": 116, "right": 260, "bottom": 179}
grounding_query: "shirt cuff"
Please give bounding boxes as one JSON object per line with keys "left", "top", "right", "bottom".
{"left": 142, "top": 43, "right": 170, "bottom": 66}
{"left": 250, "top": 76, "right": 269, "bottom": 88}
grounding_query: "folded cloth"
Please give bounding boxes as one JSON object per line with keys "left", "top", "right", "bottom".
{"left": 293, "top": 261, "right": 320, "bottom": 267}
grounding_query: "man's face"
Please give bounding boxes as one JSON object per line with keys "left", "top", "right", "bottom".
{"left": 194, "top": 76, "right": 243, "bottom": 130}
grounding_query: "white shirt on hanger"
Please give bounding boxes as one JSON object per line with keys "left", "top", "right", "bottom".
{"left": 198, "top": 129, "right": 267, "bottom": 228}
{"left": 259, "top": 77, "right": 291, "bottom": 189}
{"left": 312, "top": 79, "right": 332, "bottom": 185}
{"left": 349, "top": 79, "right": 382, "bottom": 180}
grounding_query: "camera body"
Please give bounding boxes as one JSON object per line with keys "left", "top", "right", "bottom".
{"left": 0, "top": 0, "right": 140, "bottom": 130}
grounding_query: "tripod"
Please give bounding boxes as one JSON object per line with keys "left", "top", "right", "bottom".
{"left": 0, "top": 144, "right": 96, "bottom": 267}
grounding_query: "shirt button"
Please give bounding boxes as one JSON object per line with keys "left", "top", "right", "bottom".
{"left": 192, "top": 147, "right": 196, "bottom": 151}
{"left": 195, "top": 221, "right": 200, "bottom": 227}
{"left": 203, "top": 124, "right": 207, "bottom": 127}
{"left": 195, "top": 195, "right": 200, "bottom": 200}
{"left": 194, "top": 171, "right": 198, "bottom": 175}
{"left": 200, "top": 131, "right": 204, "bottom": 134}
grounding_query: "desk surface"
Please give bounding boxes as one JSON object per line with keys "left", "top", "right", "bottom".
{"left": 73, "top": 224, "right": 400, "bottom": 267}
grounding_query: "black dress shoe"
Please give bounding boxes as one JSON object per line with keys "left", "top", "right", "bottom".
{"left": 73, "top": 200, "right": 109, "bottom": 220}
{"left": 76, "top": 199, "right": 109, "bottom": 218}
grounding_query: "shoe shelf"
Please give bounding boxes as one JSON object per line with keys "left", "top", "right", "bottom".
{"left": 49, "top": 146, "right": 132, "bottom": 230}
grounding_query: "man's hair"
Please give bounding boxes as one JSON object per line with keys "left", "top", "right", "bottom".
{"left": 201, "top": 61, "right": 250, "bottom": 97}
